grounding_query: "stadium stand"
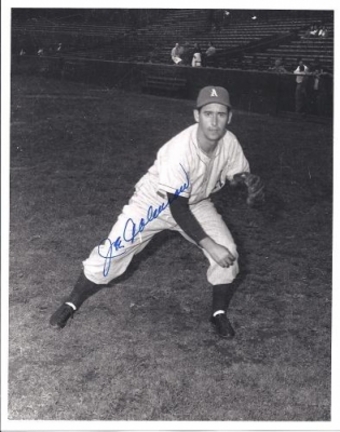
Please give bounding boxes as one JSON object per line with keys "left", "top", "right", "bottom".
{"left": 235, "top": 21, "right": 334, "bottom": 72}
{"left": 11, "top": 9, "right": 333, "bottom": 117}
{"left": 12, "top": 9, "right": 333, "bottom": 70}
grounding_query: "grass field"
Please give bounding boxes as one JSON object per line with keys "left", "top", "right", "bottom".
{"left": 8, "top": 73, "right": 332, "bottom": 421}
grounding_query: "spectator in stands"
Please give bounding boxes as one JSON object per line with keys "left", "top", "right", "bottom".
{"left": 205, "top": 41, "right": 216, "bottom": 57}
{"left": 192, "top": 43, "right": 202, "bottom": 67}
{"left": 180, "top": 42, "right": 192, "bottom": 66}
{"left": 294, "top": 58, "right": 309, "bottom": 113}
{"left": 268, "top": 58, "right": 288, "bottom": 74}
{"left": 308, "top": 58, "right": 332, "bottom": 116}
{"left": 171, "top": 42, "right": 182, "bottom": 65}
{"left": 318, "top": 25, "right": 328, "bottom": 37}
{"left": 205, "top": 42, "right": 217, "bottom": 67}
{"left": 302, "top": 24, "right": 318, "bottom": 39}
{"left": 310, "top": 24, "right": 319, "bottom": 37}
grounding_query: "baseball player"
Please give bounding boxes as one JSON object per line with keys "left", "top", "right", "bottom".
{"left": 294, "top": 58, "right": 309, "bottom": 113}
{"left": 50, "top": 86, "right": 264, "bottom": 338}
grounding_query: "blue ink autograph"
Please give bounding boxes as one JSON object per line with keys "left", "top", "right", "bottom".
{"left": 98, "top": 164, "right": 190, "bottom": 277}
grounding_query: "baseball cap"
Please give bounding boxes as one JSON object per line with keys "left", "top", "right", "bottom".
{"left": 196, "top": 86, "right": 232, "bottom": 109}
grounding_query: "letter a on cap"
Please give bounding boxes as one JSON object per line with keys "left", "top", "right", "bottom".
{"left": 210, "top": 89, "right": 218, "bottom": 97}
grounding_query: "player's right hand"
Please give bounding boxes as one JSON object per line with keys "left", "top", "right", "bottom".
{"left": 199, "top": 238, "right": 236, "bottom": 268}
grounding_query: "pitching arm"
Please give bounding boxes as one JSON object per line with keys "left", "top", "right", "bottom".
{"left": 167, "top": 193, "right": 206, "bottom": 243}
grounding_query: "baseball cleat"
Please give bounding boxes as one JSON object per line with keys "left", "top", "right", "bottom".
{"left": 210, "top": 313, "right": 235, "bottom": 339}
{"left": 50, "top": 303, "right": 75, "bottom": 329}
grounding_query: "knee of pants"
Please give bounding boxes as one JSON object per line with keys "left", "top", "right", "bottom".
{"left": 82, "top": 244, "right": 134, "bottom": 285}
{"left": 207, "top": 260, "right": 239, "bottom": 285}
{"left": 202, "top": 239, "right": 239, "bottom": 285}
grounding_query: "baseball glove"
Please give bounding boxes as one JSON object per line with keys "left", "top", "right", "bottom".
{"left": 232, "top": 172, "right": 265, "bottom": 207}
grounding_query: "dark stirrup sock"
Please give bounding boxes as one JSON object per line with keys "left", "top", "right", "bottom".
{"left": 212, "top": 282, "right": 237, "bottom": 314}
{"left": 67, "top": 272, "right": 107, "bottom": 310}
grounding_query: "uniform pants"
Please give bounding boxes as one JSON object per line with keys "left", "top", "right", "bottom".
{"left": 83, "top": 191, "right": 239, "bottom": 286}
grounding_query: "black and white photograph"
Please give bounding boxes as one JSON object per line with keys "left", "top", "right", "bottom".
{"left": 1, "top": 1, "right": 339, "bottom": 430}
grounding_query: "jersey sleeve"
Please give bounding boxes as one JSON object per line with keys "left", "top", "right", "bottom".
{"left": 157, "top": 144, "right": 192, "bottom": 199}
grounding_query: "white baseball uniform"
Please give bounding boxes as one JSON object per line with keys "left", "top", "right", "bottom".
{"left": 83, "top": 123, "right": 250, "bottom": 286}
{"left": 192, "top": 52, "right": 202, "bottom": 67}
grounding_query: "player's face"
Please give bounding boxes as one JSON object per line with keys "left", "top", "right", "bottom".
{"left": 194, "top": 103, "right": 230, "bottom": 144}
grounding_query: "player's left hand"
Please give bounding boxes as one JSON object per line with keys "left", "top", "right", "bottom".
{"left": 199, "top": 237, "right": 236, "bottom": 268}
{"left": 233, "top": 172, "right": 265, "bottom": 207}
